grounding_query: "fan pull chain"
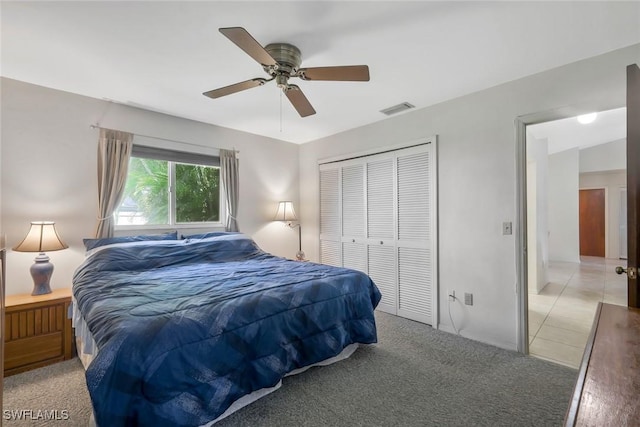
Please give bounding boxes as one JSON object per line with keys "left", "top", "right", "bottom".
{"left": 279, "top": 90, "right": 283, "bottom": 132}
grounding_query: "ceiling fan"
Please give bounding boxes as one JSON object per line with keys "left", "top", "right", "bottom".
{"left": 203, "top": 27, "right": 370, "bottom": 117}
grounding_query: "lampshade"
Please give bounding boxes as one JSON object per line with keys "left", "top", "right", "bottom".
{"left": 274, "top": 201, "right": 298, "bottom": 222}
{"left": 13, "top": 221, "right": 67, "bottom": 296}
{"left": 13, "top": 221, "right": 68, "bottom": 253}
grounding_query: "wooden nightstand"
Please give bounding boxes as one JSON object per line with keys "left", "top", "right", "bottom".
{"left": 4, "top": 288, "right": 74, "bottom": 376}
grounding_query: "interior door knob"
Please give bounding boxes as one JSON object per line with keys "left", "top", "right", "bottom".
{"left": 616, "top": 266, "right": 638, "bottom": 279}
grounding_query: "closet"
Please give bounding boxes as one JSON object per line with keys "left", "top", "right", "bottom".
{"left": 319, "top": 140, "right": 437, "bottom": 325}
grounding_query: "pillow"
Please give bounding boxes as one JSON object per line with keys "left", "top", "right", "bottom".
{"left": 181, "top": 231, "right": 238, "bottom": 240}
{"left": 83, "top": 231, "right": 178, "bottom": 251}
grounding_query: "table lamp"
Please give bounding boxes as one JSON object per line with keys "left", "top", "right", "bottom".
{"left": 274, "top": 201, "right": 305, "bottom": 260}
{"left": 13, "top": 221, "right": 68, "bottom": 295}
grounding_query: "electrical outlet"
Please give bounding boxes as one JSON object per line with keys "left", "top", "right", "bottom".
{"left": 464, "top": 293, "right": 473, "bottom": 306}
{"left": 448, "top": 290, "right": 456, "bottom": 301}
{"left": 502, "top": 221, "right": 512, "bottom": 235}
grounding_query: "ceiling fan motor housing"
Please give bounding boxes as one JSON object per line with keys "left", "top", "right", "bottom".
{"left": 264, "top": 43, "right": 302, "bottom": 77}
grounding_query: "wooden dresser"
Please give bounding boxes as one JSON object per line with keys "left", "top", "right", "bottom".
{"left": 4, "top": 288, "right": 74, "bottom": 376}
{"left": 565, "top": 302, "right": 640, "bottom": 426}
{"left": 1, "top": 243, "right": 5, "bottom": 427}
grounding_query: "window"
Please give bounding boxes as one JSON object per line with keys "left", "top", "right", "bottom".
{"left": 116, "top": 146, "right": 222, "bottom": 227}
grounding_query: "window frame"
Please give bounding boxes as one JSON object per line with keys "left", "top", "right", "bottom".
{"left": 115, "top": 145, "right": 225, "bottom": 231}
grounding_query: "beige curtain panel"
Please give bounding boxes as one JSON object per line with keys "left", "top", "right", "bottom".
{"left": 220, "top": 149, "right": 239, "bottom": 232}
{"left": 95, "top": 128, "right": 133, "bottom": 238}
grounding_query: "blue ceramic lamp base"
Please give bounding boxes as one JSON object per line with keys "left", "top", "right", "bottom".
{"left": 30, "top": 252, "right": 53, "bottom": 296}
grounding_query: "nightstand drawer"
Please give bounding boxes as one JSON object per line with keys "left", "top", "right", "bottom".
{"left": 5, "top": 332, "right": 64, "bottom": 371}
{"left": 3, "top": 288, "right": 74, "bottom": 376}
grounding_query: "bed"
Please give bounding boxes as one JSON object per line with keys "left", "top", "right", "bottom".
{"left": 71, "top": 233, "right": 381, "bottom": 426}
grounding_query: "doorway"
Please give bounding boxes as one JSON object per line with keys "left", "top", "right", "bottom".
{"left": 579, "top": 188, "right": 606, "bottom": 257}
{"left": 517, "top": 107, "right": 628, "bottom": 364}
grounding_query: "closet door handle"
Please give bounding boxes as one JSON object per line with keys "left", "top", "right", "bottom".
{"left": 380, "top": 241, "right": 384, "bottom": 245}
{"left": 352, "top": 239, "right": 355, "bottom": 243}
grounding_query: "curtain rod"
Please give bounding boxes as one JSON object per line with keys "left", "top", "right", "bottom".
{"left": 89, "top": 125, "right": 239, "bottom": 153}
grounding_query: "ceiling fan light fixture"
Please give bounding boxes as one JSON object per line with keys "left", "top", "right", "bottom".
{"left": 275, "top": 74, "right": 290, "bottom": 88}
{"left": 577, "top": 112, "right": 598, "bottom": 124}
{"left": 380, "top": 102, "right": 415, "bottom": 116}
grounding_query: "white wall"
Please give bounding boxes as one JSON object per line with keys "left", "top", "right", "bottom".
{"left": 579, "top": 138, "right": 626, "bottom": 173}
{"left": 1, "top": 78, "right": 300, "bottom": 295}
{"left": 299, "top": 43, "right": 639, "bottom": 350}
{"left": 580, "top": 170, "right": 626, "bottom": 259}
{"left": 526, "top": 132, "right": 549, "bottom": 293}
{"left": 548, "top": 149, "right": 580, "bottom": 263}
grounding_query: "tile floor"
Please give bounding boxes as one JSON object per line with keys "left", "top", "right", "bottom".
{"left": 528, "top": 256, "right": 627, "bottom": 368}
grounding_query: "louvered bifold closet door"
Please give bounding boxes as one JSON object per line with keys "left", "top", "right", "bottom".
{"left": 319, "top": 140, "right": 437, "bottom": 326}
{"left": 367, "top": 158, "right": 396, "bottom": 313}
{"left": 397, "top": 149, "right": 433, "bottom": 324}
{"left": 342, "top": 164, "right": 365, "bottom": 238}
{"left": 341, "top": 164, "right": 367, "bottom": 273}
{"left": 343, "top": 241, "right": 367, "bottom": 273}
{"left": 320, "top": 240, "right": 341, "bottom": 267}
{"left": 320, "top": 167, "right": 341, "bottom": 267}
{"left": 367, "top": 159, "right": 394, "bottom": 239}
{"left": 368, "top": 245, "right": 396, "bottom": 313}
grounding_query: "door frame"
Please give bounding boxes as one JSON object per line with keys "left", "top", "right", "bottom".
{"left": 515, "top": 103, "right": 625, "bottom": 354}
{"left": 626, "top": 64, "right": 639, "bottom": 308}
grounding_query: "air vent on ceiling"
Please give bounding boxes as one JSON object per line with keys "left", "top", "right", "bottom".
{"left": 380, "top": 102, "right": 415, "bottom": 116}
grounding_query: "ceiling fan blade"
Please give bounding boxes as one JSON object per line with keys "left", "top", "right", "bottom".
{"left": 203, "top": 78, "right": 266, "bottom": 99}
{"left": 285, "top": 85, "right": 316, "bottom": 117}
{"left": 299, "top": 65, "right": 370, "bottom": 81}
{"left": 219, "top": 27, "right": 277, "bottom": 67}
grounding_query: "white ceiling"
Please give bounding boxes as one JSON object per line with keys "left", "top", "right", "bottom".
{"left": 2, "top": 1, "right": 639, "bottom": 144}
{"left": 529, "top": 107, "right": 627, "bottom": 155}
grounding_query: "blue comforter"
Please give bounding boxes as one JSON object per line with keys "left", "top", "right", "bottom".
{"left": 72, "top": 234, "right": 381, "bottom": 426}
